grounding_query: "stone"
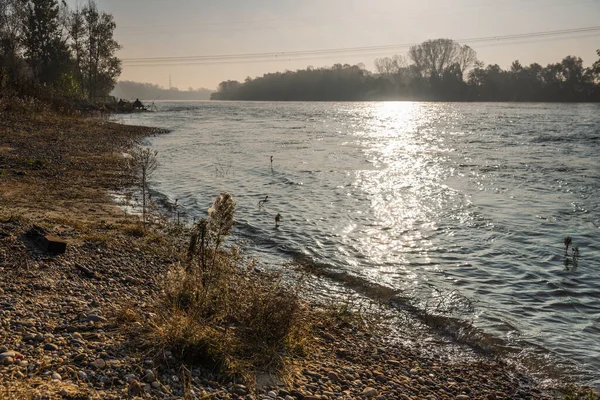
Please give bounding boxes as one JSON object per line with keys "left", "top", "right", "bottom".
{"left": 22, "top": 333, "right": 36, "bottom": 341}
{"left": 362, "top": 387, "right": 377, "bottom": 398}
{"left": 0, "top": 351, "right": 19, "bottom": 360}
{"left": 37, "top": 234, "right": 67, "bottom": 254}
{"left": 456, "top": 396, "right": 470, "bottom": 400}
{"left": 143, "top": 369, "right": 156, "bottom": 382}
{"left": 51, "top": 372, "right": 62, "bottom": 381}
{"left": 128, "top": 380, "right": 143, "bottom": 396}
{"left": 90, "top": 358, "right": 106, "bottom": 369}
{"left": 43, "top": 343, "right": 58, "bottom": 351}
{"left": 77, "top": 371, "right": 88, "bottom": 380}
{"left": 86, "top": 314, "right": 107, "bottom": 323}
{"left": 1, "top": 356, "right": 14, "bottom": 366}
{"left": 151, "top": 381, "right": 161, "bottom": 389}
{"left": 328, "top": 371, "right": 341, "bottom": 382}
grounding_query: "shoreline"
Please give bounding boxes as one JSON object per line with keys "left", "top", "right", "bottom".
{"left": 0, "top": 110, "right": 596, "bottom": 399}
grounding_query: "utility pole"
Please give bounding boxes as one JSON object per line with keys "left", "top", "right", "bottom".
{"left": 169, "top": 75, "right": 172, "bottom": 89}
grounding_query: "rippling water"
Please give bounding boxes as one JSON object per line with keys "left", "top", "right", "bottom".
{"left": 113, "top": 101, "right": 600, "bottom": 386}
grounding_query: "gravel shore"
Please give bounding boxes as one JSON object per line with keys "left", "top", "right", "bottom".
{"left": 0, "top": 111, "right": 594, "bottom": 399}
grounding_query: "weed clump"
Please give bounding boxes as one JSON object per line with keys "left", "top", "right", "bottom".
{"left": 142, "top": 193, "right": 307, "bottom": 383}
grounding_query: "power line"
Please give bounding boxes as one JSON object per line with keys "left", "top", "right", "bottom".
{"left": 121, "top": 26, "right": 600, "bottom": 67}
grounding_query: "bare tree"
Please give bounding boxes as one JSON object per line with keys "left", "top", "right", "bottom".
{"left": 130, "top": 146, "right": 158, "bottom": 225}
{"left": 408, "top": 39, "right": 478, "bottom": 81}
{"left": 456, "top": 45, "right": 478, "bottom": 79}
{"left": 374, "top": 54, "right": 406, "bottom": 75}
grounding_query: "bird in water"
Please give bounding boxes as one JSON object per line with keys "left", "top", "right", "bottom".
{"left": 258, "top": 195, "right": 269, "bottom": 209}
{"left": 275, "top": 213, "right": 281, "bottom": 228}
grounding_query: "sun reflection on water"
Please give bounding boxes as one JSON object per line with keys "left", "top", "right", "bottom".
{"left": 345, "top": 102, "right": 459, "bottom": 290}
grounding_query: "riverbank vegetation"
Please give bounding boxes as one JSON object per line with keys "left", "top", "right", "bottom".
{"left": 212, "top": 40, "right": 600, "bottom": 102}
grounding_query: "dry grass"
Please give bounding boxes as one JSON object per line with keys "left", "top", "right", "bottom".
{"left": 0, "top": 379, "right": 93, "bottom": 400}
{"left": 132, "top": 195, "right": 310, "bottom": 387}
{"left": 143, "top": 251, "right": 308, "bottom": 385}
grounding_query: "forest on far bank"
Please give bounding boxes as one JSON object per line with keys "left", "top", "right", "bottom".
{"left": 111, "top": 81, "right": 212, "bottom": 101}
{"left": 212, "top": 39, "right": 600, "bottom": 102}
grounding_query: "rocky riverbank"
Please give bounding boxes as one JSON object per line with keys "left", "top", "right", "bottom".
{"left": 0, "top": 109, "right": 596, "bottom": 399}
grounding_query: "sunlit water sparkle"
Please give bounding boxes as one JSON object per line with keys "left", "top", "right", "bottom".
{"left": 113, "top": 101, "right": 600, "bottom": 387}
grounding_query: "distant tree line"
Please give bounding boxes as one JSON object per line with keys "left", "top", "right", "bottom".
{"left": 112, "top": 81, "right": 213, "bottom": 101}
{"left": 212, "top": 39, "right": 600, "bottom": 102}
{"left": 0, "top": 0, "right": 120, "bottom": 101}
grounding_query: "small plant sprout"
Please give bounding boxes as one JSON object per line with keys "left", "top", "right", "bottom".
{"left": 572, "top": 247, "right": 580, "bottom": 264}
{"left": 563, "top": 236, "right": 581, "bottom": 271}
{"left": 258, "top": 195, "right": 269, "bottom": 209}
{"left": 275, "top": 213, "right": 281, "bottom": 228}
{"left": 564, "top": 236, "right": 572, "bottom": 255}
{"left": 173, "top": 198, "right": 181, "bottom": 225}
{"left": 130, "top": 146, "right": 158, "bottom": 226}
{"left": 207, "top": 193, "right": 236, "bottom": 252}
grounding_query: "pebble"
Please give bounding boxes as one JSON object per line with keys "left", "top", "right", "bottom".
{"left": 143, "top": 370, "right": 156, "bottom": 383}
{"left": 90, "top": 358, "right": 106, "bottom": 369}
{"left": 43, "top": 343, "right": 59, "bottom": 351}
{"left": 1, "top": 356, "right": 14, "bottom": 366}
{"left": 128, "top": 380, "right": 143, "bottom": 396}
{"left": 0, "top": 351, "right": 19, "bottom": 360}
{"left": 86, "top": 314, "right": 107, "bottom": 323}
{"left": 362, "top": 387, "right": 377, "bottom": 397}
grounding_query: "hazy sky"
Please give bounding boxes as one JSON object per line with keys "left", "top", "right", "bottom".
{"left": 69, "top": 0, "right": 600, "bottom": 90}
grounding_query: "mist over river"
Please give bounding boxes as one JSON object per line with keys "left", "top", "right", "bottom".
{"left": 112, "top": 101, "right": 600, "bottom": 387}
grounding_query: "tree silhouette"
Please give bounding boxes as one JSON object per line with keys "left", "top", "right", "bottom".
{"left": 22, "top": 0, "right": 70, "bottom": 84}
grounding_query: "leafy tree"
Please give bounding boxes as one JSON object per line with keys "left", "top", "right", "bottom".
{"left": 70, "top": 1, "right": 121, "bottom": 100}
{"left": 21, "top": 0, "right": 71, "bottom": 84}
{"left": 592, "top": 49, "right": 600, "bottom": 77}
{"left": 0, "top": 0, "right": 27, "bottom": 82}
